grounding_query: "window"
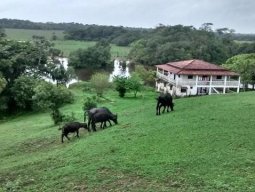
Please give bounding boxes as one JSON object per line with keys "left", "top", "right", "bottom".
{"left": 188, "top": 75, "right": 193, "bottom": 79}
{"left": 181, "top": 87, "right": 187, "bottom": 93}
{"left": 216, "top": 76, "right": 222, "bottom": 79}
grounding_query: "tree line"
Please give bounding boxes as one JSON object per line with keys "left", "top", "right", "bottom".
{"left": 128, "top": 24, "right": 255, "bottom": 65}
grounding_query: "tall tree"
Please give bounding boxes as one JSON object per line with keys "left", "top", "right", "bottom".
{"left": 0, "top": 74, "right": 6, "bottom": 94}
{"left": 224, "top": 53, "right": 255, "bottom": 89}
{"left": 69, "top": 40, "right": 111, "bottom": 69}
{"left": 0, "top": 38, "right": 52, "bottom": 113}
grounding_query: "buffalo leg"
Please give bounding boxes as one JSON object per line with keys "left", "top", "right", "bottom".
{"left": 87, "top": 118, "right": 92, "bottom": 132}
{"left": 65, "top": 134, "right": 70, "bottom": 140}
{"left": 167, "top": 105, "right": 170, "bottom": 112}
{"left": 100, "top": 122, "right": 104, "bottom": 129}
{"left": 91, "top": 122, "right": 97, "bottom": 132}
{"left": 61, "top": 134, "right": 64, "bottom": 143}
{"left": 62, "top": 133, "right": 70, "bottom": 143}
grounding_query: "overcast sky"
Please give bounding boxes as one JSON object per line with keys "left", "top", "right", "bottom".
{"left": 0, "top": 0, "right": 254, "bottom": 33}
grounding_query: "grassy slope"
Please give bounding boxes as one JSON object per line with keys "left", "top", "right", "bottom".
{"left": 4, "top": 28, "right": 130, "bottom": 57}
{"left": 5, "top": 28, "right": 65, "bottom": 41}
{"left": 0, "top": 88, "right": 255, "bottom": 191}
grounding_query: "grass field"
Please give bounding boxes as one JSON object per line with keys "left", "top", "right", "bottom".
{"left": 5, "top": 28, "right": 65, "bottom": 41}
{"left": 0, "top": 86, "right": 255, "bottom": 191}
{"left": 4, "top": 28, "right": 131, "bottom": 57}
{"left": 53, "top": 40, "right": 130, "bottom": 57}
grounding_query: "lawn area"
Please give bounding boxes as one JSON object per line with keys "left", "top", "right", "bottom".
{"left": 0, "top": 88, "right": 255, "bottom": 191}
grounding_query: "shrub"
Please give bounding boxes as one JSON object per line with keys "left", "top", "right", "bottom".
{"left": 33, "top": 81, "right": 74, "bottom": 125}
{"left": 83, "top": 96, "right": 97, "bottom": 112}
{"left": 10, "top": 75, "right": 40, "bottom": 110}
{"left": 90, "top": 72, "right": 111, "bottom": 97}
{"left": 113, "top": 76, "right": 128, "bottom": 97}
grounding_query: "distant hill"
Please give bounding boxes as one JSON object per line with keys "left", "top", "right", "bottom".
{"left": 0, "top": 18, "right": 150, "bottom": 46}
{"left": 0, "top": 18, "right": 86, "bottom": 30}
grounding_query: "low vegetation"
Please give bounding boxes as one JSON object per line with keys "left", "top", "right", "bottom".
{"left": 0, "top": 88, "right": 255, "bottom": 191}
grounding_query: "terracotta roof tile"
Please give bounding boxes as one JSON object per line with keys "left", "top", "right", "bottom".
{"left": 156, "top": 59, "right": 239, "bottom": 76}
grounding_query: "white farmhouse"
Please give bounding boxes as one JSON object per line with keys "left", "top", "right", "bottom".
{"left": 155, "top": 59, "right": 240, "bottom": 96}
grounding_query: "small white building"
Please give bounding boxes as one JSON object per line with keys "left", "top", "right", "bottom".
{"left": 155, "top": 59, "right": 240, "bottom": 96}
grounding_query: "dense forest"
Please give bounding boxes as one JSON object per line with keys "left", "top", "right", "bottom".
{"left": 128, "top": 24, "right": 255, "bottom": 65}
{"left": 0, "top": 18, "right": 86, "bottom": 30}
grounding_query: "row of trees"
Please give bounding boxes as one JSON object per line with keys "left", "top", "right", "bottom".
{"left": 0, "top": 18, "right": 85, "bottom": 30}
{"left": 64, "top": 25, "right": 148, "bottom": 46}
{"left": 0, "top": 19, "right": 149, "bottom": 46}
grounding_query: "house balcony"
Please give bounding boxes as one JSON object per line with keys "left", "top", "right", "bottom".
{"left": 156, "top": 72, "right": 240, "bottom": 87}
{"left": 156, "top": 72, "right": 176, "bottom": 85}
{"left": 179, "top": 80, "right": 240, "bottom": 87}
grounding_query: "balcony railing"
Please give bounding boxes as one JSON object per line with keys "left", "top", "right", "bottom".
{"left": 156, "top": 72, "right": 176, "bottom": 85}
{"left": 157, "top": 72, "right": 239, "bottom": 87}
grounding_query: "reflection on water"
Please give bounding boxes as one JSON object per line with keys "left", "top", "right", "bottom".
{"left": 43, "top": 57, "right": 78, "bottom": 87}
{"left": 58, "top": 58, "right": 78, "bottom": 87}
{"left": 46, "top": 58, "right": 131, "bottom": 85}
{"left": 109, "top": 59, "right": 130, "bottom": 82}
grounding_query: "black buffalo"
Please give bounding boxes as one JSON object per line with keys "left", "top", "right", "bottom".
{"left": 84, "top": 107, "right": 117, "bottom": 131}
{"left": 61, "top": 122, "right": 88, "bottom": 143}
{"left": 91, "top": 111, "right": 118, "bottom": 132}
{"left": 156, "top": 93, "right": 174, "bottom": 115}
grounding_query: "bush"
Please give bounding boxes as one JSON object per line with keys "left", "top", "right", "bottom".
{"left": 83, "top": 96, "right": 97, "bottom": 112}
{"left": 113, "top": 76, "right": 128, "bottom": 97}
{"left": 51, "top": 109, "right": 76, "bottom": 125}
{"left": 90, "top": 72, "right": 111, "bottom": 97}
{"left": 33, "top": 82, "right": 74, "bottom": 111}
{"left": 10, "top": 75, "right": 40, "bottom": 110}
{"left": 32, "top": 81, "right": 74, "bottom": 125}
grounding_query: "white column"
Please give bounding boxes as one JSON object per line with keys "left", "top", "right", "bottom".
{"left": 237, "top": 76, "right": 241, "bottom": 93}
{"left": 195, "top": 75, "right": 198, "bottom": 95}
{"left": 209, "top": 75, "right": 212, "bottom": 95}
{"left": 223, "top": 76, "right": 227, "bottom": 94}
{"left": 195, "top": 75, "right": 198, "bottom": 86}
{"left": 176, "top": 74, "right": 179, "bottom": 87}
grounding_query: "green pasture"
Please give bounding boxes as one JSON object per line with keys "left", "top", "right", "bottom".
{"left": 0, "top": 87, "right": 255, "bottom": 191}
{"left": 53, "top": 40, "right": 130, "bottom": 57}
{"left": 4, "top": 28, "right": 131, "bottom": 57}
{"left": 5, "top": 28, "right": 65, "bottom": 41}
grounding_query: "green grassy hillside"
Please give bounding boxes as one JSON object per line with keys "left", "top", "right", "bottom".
{"left": 0, "top": 88, "right": 255, "bottom": 191}
{"left": 4, "top": 28, "right": 130, "bottom": 57}
{"left": 5, "top": 28, "right": 65, "bottom": 41}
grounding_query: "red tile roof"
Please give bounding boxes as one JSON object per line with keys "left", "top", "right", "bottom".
{"left": 156, "top": 59, "right": 239, "bottom": 76}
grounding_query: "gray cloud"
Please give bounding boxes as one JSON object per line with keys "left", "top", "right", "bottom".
{"left": 0, "top": 0, "right": 254, "bottom": 33}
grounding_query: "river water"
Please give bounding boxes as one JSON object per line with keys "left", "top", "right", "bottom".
{"left": 47, "top": 58, "right": 131, "bottom": 87}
